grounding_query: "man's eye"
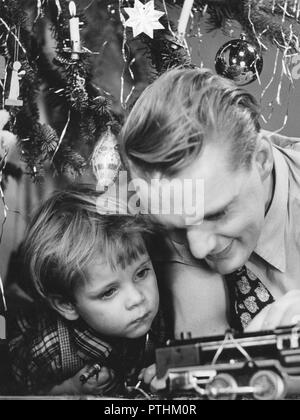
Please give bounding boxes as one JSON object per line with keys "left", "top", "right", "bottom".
{"left": 205, "top": 211, "right": 226, "bottom": 222}
{"left": 101, "top": 288, "right": 118, "bottom": 300}
{"left": 136, "top": 268, "right": 151, "bottom": 280}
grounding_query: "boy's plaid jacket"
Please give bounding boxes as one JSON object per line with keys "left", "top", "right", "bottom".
{"left": 7, "top": 302, "right": 160, "bottom": 395}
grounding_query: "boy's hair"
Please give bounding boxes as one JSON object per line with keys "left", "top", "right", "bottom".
{"left": 120, "top": 67, "right": 261, "bottom": 178}
{"left": 23, "top": 188, "right": 155, "bottom": 302}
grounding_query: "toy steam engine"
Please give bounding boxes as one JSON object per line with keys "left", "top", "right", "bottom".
{"left": 156, "top": 326, "right": 300, "bottom": 400}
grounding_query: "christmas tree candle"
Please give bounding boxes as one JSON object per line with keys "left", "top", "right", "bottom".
{"left": 69, "top": 1, "right": 81, "bottom": 56}
{"left": 178, "top": 0, "right": 194, "bottom": 39}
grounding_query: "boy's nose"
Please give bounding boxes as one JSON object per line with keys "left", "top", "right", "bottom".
{"left": 125, "top": 286, "right": 145, "bottom": 310}
{"left": 187, "top": 226, "right": 217, "bottom": 260}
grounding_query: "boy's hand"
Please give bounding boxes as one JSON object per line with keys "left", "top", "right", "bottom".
{"left": 139, "top": 364, "right": 167, "bottom": 394}
{"left": 245, "top": 290, "right": 300, "bottom": 333}
{"left": 50, "top": 365, "right": 116, "bottom": 396}
{"left": 74, "top": 365, "right": 116, "bottom": 395}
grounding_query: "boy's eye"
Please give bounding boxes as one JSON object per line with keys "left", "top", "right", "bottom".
{"left": 136, "top": 268, "right": 151, "bottom": 280}
{"left": 100, "top": 288, "right": 118, "bottom": 300}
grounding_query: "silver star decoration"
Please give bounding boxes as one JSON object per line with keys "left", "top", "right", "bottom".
{"left": 124, "top": 0, "right": 165, "bottom": 39}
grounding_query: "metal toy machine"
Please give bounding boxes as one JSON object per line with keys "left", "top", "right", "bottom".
{"left": 156, "top": 326, "right": 300, "bottom": 400}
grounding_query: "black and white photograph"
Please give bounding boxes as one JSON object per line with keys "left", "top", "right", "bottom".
{"left": 1, "top": 0, "right": 300, "bottom": 403}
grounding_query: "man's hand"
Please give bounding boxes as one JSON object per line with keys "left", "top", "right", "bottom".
{"left": 245, "top": 290, "right": 300, "bottom": 332}
{"left": 49, "top": 365, "right": 116, "bottom": 396}
{"left": 139, "top": 364, "right": 167, "bottom": 394}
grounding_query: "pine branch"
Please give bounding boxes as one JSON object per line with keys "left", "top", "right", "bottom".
{"left": 127, "top": 13, "right": 193, "bottom": 86}
{"left": 186, "top": 0, "right": 300, "bottom": 52}
{"left": 15, "top": 0, "right": 120, "bottom": 178}
{"left": 53, "top": 145, "right": 86, "bottom": 177}
{"left": 40, "top": 124, "right": 60, "bottom": 155}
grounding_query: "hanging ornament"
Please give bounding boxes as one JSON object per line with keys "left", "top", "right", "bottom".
{"left": 215, "top": 34, "right": 263, "bottom": 86}
{"left": 5, "top": 61, "right": 26, "bottom": 107}
{"left": 124, "top": 0, "right": 165, "bottom": 39}
{"left": 92, "top": 129, "right": 122, "bottom": 192}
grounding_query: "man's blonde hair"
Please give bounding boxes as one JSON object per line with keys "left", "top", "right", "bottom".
{"left": 23, "top": 188, "right": 155, "bottom": 302}
{"left": 121, "top": 67, "right": 260, "bottom": 177}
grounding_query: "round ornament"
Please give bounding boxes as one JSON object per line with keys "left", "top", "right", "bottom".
{"left": 215, "top": 35, "right": 263, "bottom": 86}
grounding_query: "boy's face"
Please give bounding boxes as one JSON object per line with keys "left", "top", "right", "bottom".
{"left": 148, "top": 137, "right": 270, "bottom": 275}
{"left": 72, "top": 252, "right": 159, "bottom": 339}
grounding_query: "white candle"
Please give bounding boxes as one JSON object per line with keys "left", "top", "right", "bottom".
{"left": 69, "top": 1, "right": 81, "bottom": 52}
{"left": 55, "top": 0, "right": 62, "bottom": 17}
{"left": 178, "top": 0, "right": 195, "bottom": 38}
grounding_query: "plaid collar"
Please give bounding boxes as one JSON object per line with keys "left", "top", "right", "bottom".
{"left": 10, "top": 304, "right": 115, "bottom": 373}
{"left": 71, "top": 320, "right": 113, "bottom": 362}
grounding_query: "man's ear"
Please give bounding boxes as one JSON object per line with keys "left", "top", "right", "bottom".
{"left": 49, "top": 295, "right": 80, "bottom": 321}
{"left": 255, "top": 133, "right": 274, "bottom": 181}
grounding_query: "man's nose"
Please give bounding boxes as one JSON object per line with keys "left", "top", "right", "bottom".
{"left": 186, "top": 226, "right": 217, "bottom": 260}
{"left": 125, "top": 285, "right": 145, "bottom": 310}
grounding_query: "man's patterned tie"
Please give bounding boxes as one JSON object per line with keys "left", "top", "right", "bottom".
{"left": 226, "top": 266, "right": 275, "bottom": 331}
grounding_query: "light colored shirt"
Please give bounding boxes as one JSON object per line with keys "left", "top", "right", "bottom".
{"left": 248, "top": 141, "right": 300, "bottom": 299}
{"left": 154, "top": 237, "right": 230, "bottom": 338}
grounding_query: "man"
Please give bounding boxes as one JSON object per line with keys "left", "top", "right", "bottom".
{"left": 120, "top": 67, "right": 300, "bottom": 334}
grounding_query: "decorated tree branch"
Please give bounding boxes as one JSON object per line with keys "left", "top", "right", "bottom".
{"left": 34, "top": 0, "right": 121, "bottom": 178}
{"left": 0, "top": 0, "right": 48, "bottom": 179}
{"left": 179, "top": 0, "right": 300, "bottom": 52}
{"left": 0, "top": 0, "right": 121, "bottom": 181}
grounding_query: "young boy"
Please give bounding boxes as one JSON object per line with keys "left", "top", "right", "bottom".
{"left": 8, "top": 189, "right": 161, "bottom": 396}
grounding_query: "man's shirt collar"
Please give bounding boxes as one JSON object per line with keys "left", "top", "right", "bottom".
{"left": 254, "top": 146, "right": 289, "bottom": 273}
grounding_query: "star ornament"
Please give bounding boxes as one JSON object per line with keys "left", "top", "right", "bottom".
{"left": 124, "top": 0, "right": 165, "bottom": 39}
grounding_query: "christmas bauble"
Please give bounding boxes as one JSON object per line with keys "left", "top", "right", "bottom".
{"left": 215, "top": 35, "right": 263, "bottom": 86}
{"left": 92, "top": 129, "right": 122, "bottom": 192}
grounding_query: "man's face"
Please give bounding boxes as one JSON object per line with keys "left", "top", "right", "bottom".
{"left": 73, "top": 252, "right": 159, "bottom": 339}
{"left": 151, "top": 140, "right": 268, "bottom": 275}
